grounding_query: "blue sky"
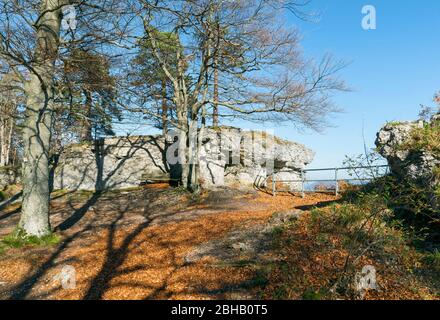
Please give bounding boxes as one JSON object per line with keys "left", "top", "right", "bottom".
{"left": 115, "top": 1, "right": 440, "bottom": 171}
{"left": 273, "top": 0, "right": 440, "bottom": 168}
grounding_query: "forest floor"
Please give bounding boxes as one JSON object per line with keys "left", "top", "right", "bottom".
{"left": 0, "top": 184, "right": 337, "bottom": 299}
{"left": 0, "top": 184, "right": 438, "bottom": 300}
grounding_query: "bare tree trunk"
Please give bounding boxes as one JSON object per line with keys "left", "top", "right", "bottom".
{"left": 212, "top": 16, "right": 221, "bottom": 127}
{"left": 178, "top": 115, "right": 188, "bottom": 189}
{"left": 212, "top": 17, "right": 220, "bottom": 127}
{"left": 80, "top": 89, "right": 93, "bottom": 141}
{"left": 5, "top": 116, "right": 13, "bottom": 165}
{"left": 0, "top": 103, "right": 15, "bottom": 166}
{"left": 0, "top": 115, "right": 5, "bottom": 166}
{"left": 192, "top": 104, "right": 206, "bottom": 193}
{"left": 19, "top": 0, "right": 64, "bottom": 237}
{"left": 161, "top": 78, "right": 168, "bottom": 136}
{"left": 187, "top": 112, "right": 198, "bottom": 192}
{"left": 213, "top": 58, "right": 219, "bottom": 127}
{"left": 20, "top": 74, "right": 55, "bottom": 236}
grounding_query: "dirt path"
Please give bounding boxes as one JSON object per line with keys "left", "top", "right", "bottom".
{"left": 0, "top": 185, "right": 338, "bottom": 300}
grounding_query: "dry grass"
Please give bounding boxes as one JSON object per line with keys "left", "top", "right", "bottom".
{"left": 400, "top": 122, "right": 440, "bottom": 153}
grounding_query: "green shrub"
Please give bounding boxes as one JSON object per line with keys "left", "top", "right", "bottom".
{"left": 264, "top": 148, "right": 440, "bottom": 299}
{"left": 433, "top": 166, "right": 440, "bottom": 180}
{"left": 400, "top": 122, "right": 440, "bottom": 153}
{"left": 302, "top": 288, "right": 324, "bottom": 300}
{"left": 386, "top": 121, "right": 403, "bottom": 127}
{"left": 423, "top": 249, "right": 440, "bottom": 271}
{"left": 272, "top": 285, "right": 289, "bottom": 300}
{"left": 344, "top": 151, "right": 439, "bottom": 238}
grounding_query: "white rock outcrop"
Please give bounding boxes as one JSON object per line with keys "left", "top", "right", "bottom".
{"left": 51, "top": 127, "right": 314, "bottom": 191}
{"left": 376, "top": 114, "right": 440, "bottom": 209}
{"left": 376, "top": 119, "right": 440, "bottom": 184}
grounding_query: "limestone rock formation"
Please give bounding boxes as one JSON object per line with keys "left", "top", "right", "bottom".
{"left": 200, "top": 128, "right": 314, "bottom": 189}
{"left": 376, "top": 114, "right": 440, "bottom": 208}
{"left": 53, "top": 136, "right": 170, "bottom": 191}
{"left": 376, "top": 119, "right": 440, "bottom": 183}
{"left": 48, "top": 127, "right": 314, "bottom": 191}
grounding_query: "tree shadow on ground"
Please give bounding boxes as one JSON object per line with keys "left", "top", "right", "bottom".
{"left": 4, "top": 185, "right": 271, "bottom": 300}
{"left": 6, "top": 192, "right": 104, "bottom": 299}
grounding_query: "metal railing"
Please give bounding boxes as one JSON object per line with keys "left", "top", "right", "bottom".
{"left": 269, "top": 165, "right": 390, "bottom": 197}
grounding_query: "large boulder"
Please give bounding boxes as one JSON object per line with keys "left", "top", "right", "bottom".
{"left": 225, "top": 130, "right": 313, "bottom": 189}
{"left": 376, "top": 114, "right": 440, "bottom": 209}
{"left": 54, "top": 136, "right": 170, "bottom": 191}
{"left": 202, "top": 128, "right": 314, "bottom": 189}
{"left": 53, "top": 127, "right": 314, "bottom": 191}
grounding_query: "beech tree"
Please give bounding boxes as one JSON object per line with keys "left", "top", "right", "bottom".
{"left": 0, "top": 0, "right": 68, "bottom": 236}
{"left": 0, "top": 0, "right": 345, "bottom": 237}
{"left": 130, "top": 0, "right": 346, "bottom": 192}
{"left": 0, "top": 0, "right": 136, "bottom": 237}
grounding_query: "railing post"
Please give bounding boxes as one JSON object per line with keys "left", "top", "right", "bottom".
{"left": 301, "top": 170, "right": 305, "bottom": 198}
{"left": 272, "top": 172, "right": 276, "bottom": 196}
{"left": 335, "top": 169, "right": 339, "bottom": 196}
